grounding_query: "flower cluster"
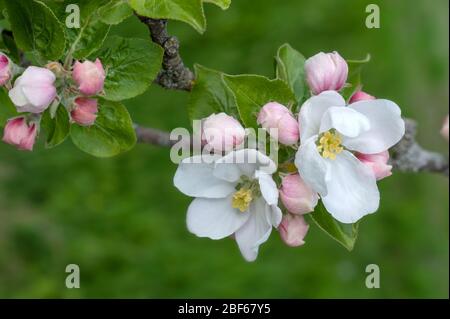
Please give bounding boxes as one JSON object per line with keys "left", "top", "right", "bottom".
{"left": 174, "top": 51, "right": 406, "bottom": 261}
{"left": 1, "top": 52, "right": 105, "bottom": 151}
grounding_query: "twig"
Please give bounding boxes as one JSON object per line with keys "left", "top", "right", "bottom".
{"left": 136, "top": 15, "right": 195, "bottom": 91}
{"left": 134, "top": 124, "right": 176, "bottom": 147}
{"left": 135, "top": 118, "right": 449, "bottom": 177}
{"left": 390, "top": 118, "right": 448, "bottom": 176}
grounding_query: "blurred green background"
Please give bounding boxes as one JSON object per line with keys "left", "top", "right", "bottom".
{"left": 0, "top": 0, "right": 448, "bottom": 298}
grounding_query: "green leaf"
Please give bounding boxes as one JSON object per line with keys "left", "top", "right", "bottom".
{"left": 63, "top": 0, "right": 111, "bottom": 59}
{"left": 129, "top": 0, "right": 206, "bottom": 34}
{"left": 4, "top": 0, "right": 66, "bottom": 61}
{"left": 41, "top": 104, "right": 70, "bottom": 148}
{"left": 222, "top": 74, "right": 297, "bottom": 129}
{"left": 70, "top": 99, "right": 136, "bottom": 157}
{"left": 275, "top": 43, "right": 306, "bottom": 105}
{"left": 0, "top": 87, "right": 17, "bottom": 127}
{"left": 204, "top": 0, "right": 231, "bottom": 10}
{"left": 342, "top": 54, "right": 371, "bottom": 102}
{"left": 308, "top": 203, "right": 359, "bottom": 251}
{"left": 1, "top": 30, "right": 20, "bottom": 63}
{"left": 97, "top": 36, "right": 163, "bottom": 101}
{"left": 188, "top": 64, "right": 237, "bottom": 121}
{"left": 98, "top": 0, "right": 133, "bottom": 25}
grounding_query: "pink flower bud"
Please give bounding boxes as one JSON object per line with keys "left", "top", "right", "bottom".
{"left": 349, "top": 90, "right": 376, "bottom": 103}
{"left": 279, "top": 214, "right": 309, "bottom": 247}
{"left": 71, "top": 97, "right": 98, "bottom": 126}
{"left": 279, "top": 173, "right": 318, "bottom": 215}
{"left": 72, "top": 58, "right": 106, "bottom": 96}
{"left": 441, "top": 115, "right": 449, "bottom": 142}
{"left": 356, "top": 151, "right": 392, "bottom": 180}
{"left": 305, "top": 51, "right": 348, "bottom": 95}
{"left": 201, "top": 113, "right": 246, "bottom": 152}
{"left": 0, "top": 53, "right": 12, "bottom": 86}
{"left": 8, "top": 66, "right": 57, "bottom": 113}
{"left": 2, "top": 117, "right": 37, "bottom": 151}
{"left": 257, "top": 102, "right": 299, "bottom": 145}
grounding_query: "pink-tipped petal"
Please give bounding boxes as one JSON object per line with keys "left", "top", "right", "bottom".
{"left": 279, "top": 214, "right": 309, "bottom": 247}
{"left": 305, "top": 51, "right": 348, "bottom": 95}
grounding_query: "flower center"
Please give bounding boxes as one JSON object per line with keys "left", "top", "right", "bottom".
{"left": 232, "top": 188, "right": 253, "bottom": 212}
{"left": 317, "top": 130, "right": 343, "bottom": 160}
{"left": 231, "top": 177, "right": 261, "bottom": 212}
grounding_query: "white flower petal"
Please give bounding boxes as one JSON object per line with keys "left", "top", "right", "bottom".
{"left": 235, "top": 198, "right": 272, "bottom": 262}
{"left": 322, "top": 151, "right": 380, "bottom": 224}
{"left": 345, "top": 99, "right": 405, "bottom": 154}
{"left": 187, "top": 196, "right": 250, "bottom": 240}
{"left": 18, "top": 66, "right": 56, "bottom": 86}
{"left": 214, "top": 149, "right": 276, "bottom": 182}
{"left": 174, "top": 155, "right": 235, "bottom": 198}
{"left": 295, "top": 136, "right": 329, "bottom": 196}
{"left": 299, "top": 91, "right": 346, "bottom": 141}
{"left": 8, "top": 86, "right": 29, "bottom": 108}
{"left": 269, "top": 205, "right": 282, "bottom": 228}
{"left": 257, "top": 172, "right": 279, "bottom": 206}
{"left": 22, "top": 85, "right": 56, "bottom": 109}
{"left": 320, "top": 106, "right": 371, "bottom": 138}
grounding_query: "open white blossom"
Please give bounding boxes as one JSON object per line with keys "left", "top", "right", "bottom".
{"left": 295, "top": 91, "right": 405, "bottom": 224}
{"left": 174, "top": 149, "right": 282, "bottom": 261}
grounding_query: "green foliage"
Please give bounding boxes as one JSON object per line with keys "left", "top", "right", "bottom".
{"left": 1, "top": 31, "right": 20, "bottom": 63}
{"left": 62, "top": 0, "right": 111, "bottom": 59}
{"left": 308, "top": 203, "right": 359, "bottom": 251}
{"left": 130, "top": 0, "right": 205, "bottom": 33}
{"left": 204, "top": 0, "right": 231, "bottom": 10}
{"left": 129, "top": 0, "right": 232, "bottom": 34}
{"left": 275, "top": 43, "right": 307, "bottom": 105}
{"left": 98, "top": 0, "right": 133, "bottom": 25}
{"left": 70, "top": 99, "right": 136, "bottom": 157}
{"left": 41, "top": 105, "right": 70, "bottom": 148}
{"left": 0, "top": 88, "right": 17, "bottom": 127}
{"left": 97, "top": 36, "right": 164, "bottom": 101}
{"left": 188, "top": 64, "right": 237, "bottom": 121}
{"left": 4, "top": 0, "right": 66, "bottom": 61}
{"left": 223, "top": 74, "right": 296, "bottom": 129}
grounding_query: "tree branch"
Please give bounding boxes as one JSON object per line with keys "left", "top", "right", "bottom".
{"left": 390, "top": 118, "right": 448, "bottom": 176}
{"left": 135, "top": 118, "right": 449, "bottom": 176}
{"left": 137, "top": 15, "right": 195, "bottom": 91}
{"left": 134, "top": 124, "right": 176, "bottom": 147}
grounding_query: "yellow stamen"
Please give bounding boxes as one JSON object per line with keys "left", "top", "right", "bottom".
{"left": 317, "top": 130, "right": 343, "bottom": 160}
{"left": 232, "top": 188, "right": 253, "bottom": 212}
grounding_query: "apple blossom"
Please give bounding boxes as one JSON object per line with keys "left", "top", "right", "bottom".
{"left": 305, "top": 51, "right": 348, "bottom": 95}
{"left": 71, "top": 97, "right": 98, "bottom": 126}
{"left": 349, "top": 91, "right": 376, "bottom": 104}
{"left": 279, "top": 214, "right": 309, "bottom": 247}
{"left": 295, "top": 91, "right": 405, "bottom": 223}
{"left": 2, "top": 117, "right": 37, "bottom": 151}
{"left": 201, "top": 113, "right": 246, "bottom": 152}
{"left": 441, "top": 115, "right": 449, "bottom": 142}
{"left": 279, "top": 173, "right": 318, "bottom": 214}
{"left": 257, "top": 102, "right": 299, "bottom": 145}
{"left": 72, "top": 58, "right": 106, "bottom": 96}
{"left": 174, "top": 149, "right": 282, "bottom": 262}
{"left": 8, "top": 66, "right": 57, "bottom": 113}
{"left": 0, "top": 53, "right": 11, "bottom": 86}
{"left": 356, "top": 151, "right": 392, "bottom": 180}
